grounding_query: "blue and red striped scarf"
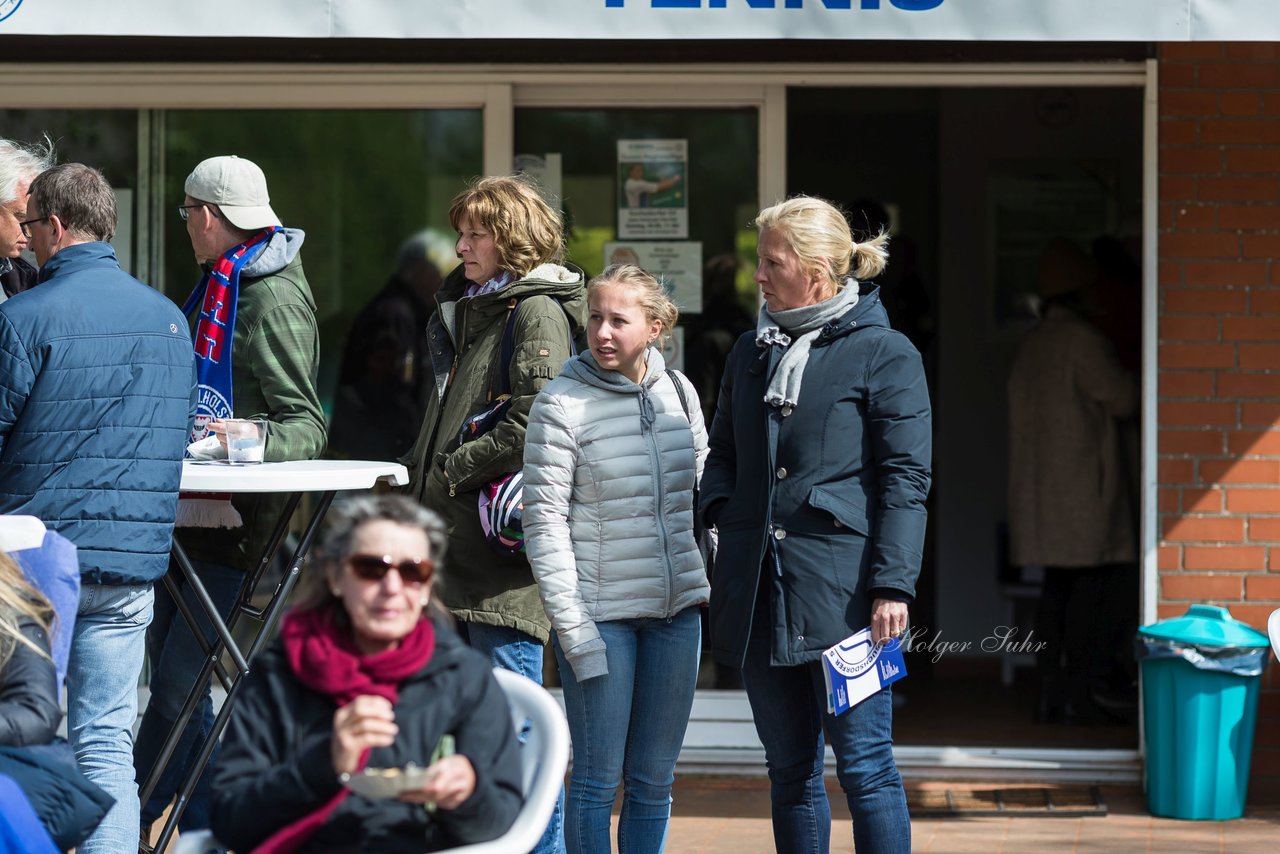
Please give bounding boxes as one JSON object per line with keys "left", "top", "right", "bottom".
{"left": 182, "top": 226, "right": 281, "bottom": 444}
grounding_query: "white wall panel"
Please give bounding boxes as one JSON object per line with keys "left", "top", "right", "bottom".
{"left": 0, "top": 0, "right": 1264, "bottom": 41}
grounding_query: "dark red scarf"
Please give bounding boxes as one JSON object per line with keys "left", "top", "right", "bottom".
{"left": 252, "top": 608, "right": 436, "bottom": 854}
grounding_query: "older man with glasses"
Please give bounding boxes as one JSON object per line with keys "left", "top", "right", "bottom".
{"left": 133, "top": 154, "right": 326, "bottom": 852}
{"left": 0, "top": 135, "right": 55, "bottom": 303}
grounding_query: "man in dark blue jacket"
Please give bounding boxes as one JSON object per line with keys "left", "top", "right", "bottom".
{"left": 0, "top": 163, "right": 195, "bottom": 854}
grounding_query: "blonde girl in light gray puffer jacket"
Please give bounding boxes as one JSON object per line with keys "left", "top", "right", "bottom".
{"left": 523, "top": 265, "right": 709, "bottom": 854}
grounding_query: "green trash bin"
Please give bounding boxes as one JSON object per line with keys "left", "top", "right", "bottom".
{"left": 1137, "top": 604, "right": 1270, "bottom": 820}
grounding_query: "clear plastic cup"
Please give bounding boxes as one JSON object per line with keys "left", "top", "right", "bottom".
{"left": 223, "top": 418, "right": 267, "bottom": 464}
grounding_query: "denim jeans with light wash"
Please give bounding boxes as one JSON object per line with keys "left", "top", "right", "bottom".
{"left": 134, "top": 559, "right": 243, "bottom": 831}
{"left": 66, "top": 582, "right": 154, "bottom": 854}
{"left": 740, "top": 612, "right": 911, "bottom": 854}
{"left": 552, "top": 607, "right": 701, "bottom": 854}
{"left": 457, "top": 621, "right": 566, "bottom": 854}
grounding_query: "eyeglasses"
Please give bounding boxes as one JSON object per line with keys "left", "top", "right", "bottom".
{"left": 18, "top": 216, "right": 49, "bottom": 238}
{"left": 346, "top": 553, "right": 435, "bottom": 586}
{"left": 177, "top": 203, "right": 210, "bottom": 222}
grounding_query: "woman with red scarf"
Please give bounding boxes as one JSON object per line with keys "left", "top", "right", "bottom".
{"left": 209, "top": 496, "right": 522, "bottom": 854}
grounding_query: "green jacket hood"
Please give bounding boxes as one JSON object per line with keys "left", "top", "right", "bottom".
{"left": 438, "top": 262, "right": 587, "bottom": 338}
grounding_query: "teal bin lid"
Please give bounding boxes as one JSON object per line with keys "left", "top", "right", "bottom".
{"left": 1138, "top": 604, "right": 1270, "bottom": 648}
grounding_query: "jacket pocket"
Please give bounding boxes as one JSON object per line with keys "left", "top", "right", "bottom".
{"left": 807, "top": 484, "right": 871, "bottom": 536}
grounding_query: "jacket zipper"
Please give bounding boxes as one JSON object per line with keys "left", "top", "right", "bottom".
{"left": 430, "top": 299, "right": 466, "bottom": 498}
{"left": 646, "top": 399, "right": 676, "bottom": 615}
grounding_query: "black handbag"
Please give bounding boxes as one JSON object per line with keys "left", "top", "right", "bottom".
{"left": 0, "top": 739, "right": 114, "bottom": 850}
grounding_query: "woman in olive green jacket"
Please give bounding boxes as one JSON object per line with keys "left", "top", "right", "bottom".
{"left": 403, "top": 175, "right": 585, "bottom": 689}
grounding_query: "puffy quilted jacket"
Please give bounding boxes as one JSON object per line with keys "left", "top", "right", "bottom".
{"left": 523, "top": 349, "right": 710, "bottom": 680}
{"left": 0, "top": 243, "right": 195, "bottom": 585}
{"left": 404, "top": 263, "right": 586, "bottom": 642}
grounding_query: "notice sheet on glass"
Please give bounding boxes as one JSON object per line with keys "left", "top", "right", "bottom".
{"left": 618, "top": 139, "right": 688, "bottom": 240}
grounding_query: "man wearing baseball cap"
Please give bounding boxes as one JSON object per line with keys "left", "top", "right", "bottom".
{"left": 134, "top": 155, "right": 326, "bottom": 848}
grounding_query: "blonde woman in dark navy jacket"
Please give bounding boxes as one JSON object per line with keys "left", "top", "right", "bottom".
{"left": 701, "top": 197, "right": 931, "bottom": 854}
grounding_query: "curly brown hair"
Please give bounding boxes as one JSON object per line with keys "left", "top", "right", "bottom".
{"left": 448, "top": 175, "right": 563, "bottom": 278}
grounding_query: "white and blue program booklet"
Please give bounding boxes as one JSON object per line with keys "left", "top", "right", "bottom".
{"left": 822, "top": 627, "right": 907, "bottom": 716}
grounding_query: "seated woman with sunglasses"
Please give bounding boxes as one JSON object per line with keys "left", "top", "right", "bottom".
{"left": 209, "top": 495, "right": 523, "bottom": 854}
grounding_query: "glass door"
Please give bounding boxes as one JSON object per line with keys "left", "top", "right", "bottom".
{"left": 516, "top": 106, "right": 759, "bottom": 689}
{"left": 515, "top": 107, "right": 760, "bottom": 437}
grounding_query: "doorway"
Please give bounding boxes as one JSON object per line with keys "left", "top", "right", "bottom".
{"left": 789, "top": 85, "right": 1145, "bottom": 749}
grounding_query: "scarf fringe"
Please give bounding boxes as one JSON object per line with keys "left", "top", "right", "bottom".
{"left": 176, "top": 493, "right": 243, "bottom": 529}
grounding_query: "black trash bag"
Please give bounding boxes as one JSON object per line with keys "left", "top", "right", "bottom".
{"left": 1135, "top": 636, "right": 1270, "bottom": 678}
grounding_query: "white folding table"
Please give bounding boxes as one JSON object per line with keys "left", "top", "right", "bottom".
{"left": 144, "top": 460, "right": 408, "bottom": 851}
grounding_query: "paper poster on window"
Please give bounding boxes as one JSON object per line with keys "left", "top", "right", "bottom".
{"left": 514, "top": 153, "right": 563, "bottom": 211}
{"left": 618, "top": 139, "right": 687, "bottom": 240}
{"left": 604, "top": 241, "right": 702, "bottom": 314}
{"left": 659, "top": 327, "right": 685, "bottom": 373}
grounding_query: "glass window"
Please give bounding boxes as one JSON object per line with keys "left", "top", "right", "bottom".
{"left": 516, "top": 107, "right": 759, "bottom": 425}
{"left": 0, "top": 110, "right": 139, "bottom": 271}
{"left": 159, "top": 109, "right": 483, "bottom": 421}
{"left": 517, "top": 108, "right": 758, "bottom": 690}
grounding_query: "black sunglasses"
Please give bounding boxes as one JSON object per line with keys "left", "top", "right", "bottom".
{"left": 346, "top": 553, "right": 434, "bottom": 585}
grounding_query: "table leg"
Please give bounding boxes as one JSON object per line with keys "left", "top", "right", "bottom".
{"left": 138, "top": 543, "right": 248, "bottom": 807}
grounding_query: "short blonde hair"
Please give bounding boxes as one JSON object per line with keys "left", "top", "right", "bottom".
{"left": 754, "top": 195, "right": 889, "bottom": 289}
{"left": 588, "top": 265, "right": 679, "bottom": 345}
{"left": 448, "top": 176, "right": 563, "bottom": 278}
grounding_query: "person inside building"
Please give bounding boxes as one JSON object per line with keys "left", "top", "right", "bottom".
{"left": 0, "top": 136, "right": 55, "bottom": 303}
{"left": 702, "top": 196, "right": 930, "bottom": 854}
{"left": 330, "top": 231, "right": 445, "bottom": 462}
{"left": 523, "top": 264, "right": 709, "bottom": 854}
{"left": 403, "top": 174, "right": 585, "bottom": 854}
{"left": 210, "top": 495, "right": 522, "bottom": 854}
{"left": 134, "top": 154, "right": 327, "bottom": 847}
{"left": 1007, "top": 237, "right": 1139, "bottom": 725}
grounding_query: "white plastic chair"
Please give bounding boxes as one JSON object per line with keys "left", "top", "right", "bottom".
{"left": 1267, "top": 608, "right": 1280, "bottom": 664}
{"left": 445, "top": 668, "right": 570, "bottom": 854}
{"left": 174, "top": 666, "right": 570, "bottom": 854}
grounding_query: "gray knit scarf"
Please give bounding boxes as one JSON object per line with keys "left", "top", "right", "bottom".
{"left": 756, "top": 280, "right": 859, "bottom": 409}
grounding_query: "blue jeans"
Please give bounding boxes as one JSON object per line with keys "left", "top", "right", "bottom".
{"left": 740, "top": 613, "right": 911, "bottom": 853}
{"left": 457, "top": 621, "right": 566, "bottom": 854}
{"left": 67, "top": 582, "right": 154, "bottom": 854}
{"left": 552, "top": 608, "right": 700, "bottom": 854}
{"left": 134, "top": 559, "right": 243, "bottom": 831}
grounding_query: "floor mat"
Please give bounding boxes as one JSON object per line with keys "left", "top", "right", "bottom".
{"left": 907, "top": 785, "right": 1108, "bottom": 818}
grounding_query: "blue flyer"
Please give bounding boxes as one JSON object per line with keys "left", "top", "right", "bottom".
{"left": 822, "top": 627, "right": 907, "bottom": 716}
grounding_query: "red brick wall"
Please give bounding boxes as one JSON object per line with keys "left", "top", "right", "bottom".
{"left": 1158, "top": 42, "right": 1280, "bottom": 795}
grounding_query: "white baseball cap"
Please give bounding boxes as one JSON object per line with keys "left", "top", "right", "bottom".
{"left": 184, "top": 155, "right": 281, "bottom": 231}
